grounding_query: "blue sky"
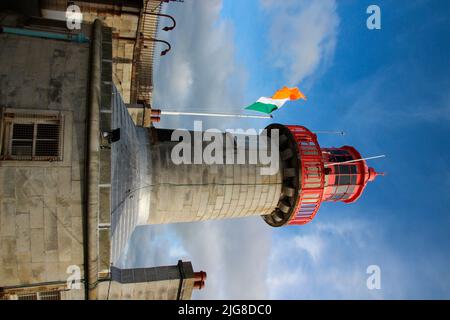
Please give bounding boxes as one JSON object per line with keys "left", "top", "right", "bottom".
{"left": 124, "top": 0, "right": 450, "bottom": 299}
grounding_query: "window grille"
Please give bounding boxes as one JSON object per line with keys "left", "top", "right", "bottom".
{"left": 17, "top": 293, "right": 38, "bottom": 300}
{"left": 11, "top": 290, "right": 61, "bottom": 300}
{"left": 38, "top": 290, "right": 61, "bottom": 300}
{"left": 0, "top": 111, "right": 64, "bottom": 161}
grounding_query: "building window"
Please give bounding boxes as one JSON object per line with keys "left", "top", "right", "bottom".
{"left": 38, "top": 291, "right": 61, "bottom": 300}
{"left": 0, "top": 111, "right": 64, "bottom": 161}
{"left": 17, "top": 293, "right": 38, "bottom": 300}
{"left": 6, "top": 291, "right": 62, "bottom": 300}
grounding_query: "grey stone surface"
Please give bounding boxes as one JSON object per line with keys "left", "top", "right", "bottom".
{"left": 99, "top": 228, "right": 111, "bottom": 271}
{"left": 110, "top": 85, "right": 148, "bottom": 264}
{"left": 101, "top": 263, "right": 191, "bottom": 300}
{"left": 99, "top": 187, "right": 111, "bottom": 224}
{"left": 146, "top": 140, "right": 282, "bottom": 224}
{"left": 0, "top": 33, "right": 89, "bottom": 288}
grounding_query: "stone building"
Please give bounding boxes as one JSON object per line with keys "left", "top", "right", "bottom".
{"left": 0, "top": 1, "right": 206, "bottom": 300}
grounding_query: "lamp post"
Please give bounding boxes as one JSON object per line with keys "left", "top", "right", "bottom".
{"left": 138, "top": 31, "right": 172, "bottom": 56}
{"left": 144, "top": 12, "right": 176, "bottom": 31}
{"left": 149, "top": 38, "right": 171, "bottom": 56}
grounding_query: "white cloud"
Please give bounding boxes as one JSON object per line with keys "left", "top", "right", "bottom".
{"left": 266, "top": 214, "right": 385, "bottom": 299}
{"left": 127, "top": 217, "right": 273, "bottom": 300}
{"left": 264, "top": 207, "right": 450, "bottom": 299}
{"left": 293, "top": 234, "right": 324, "bottom": 262}
{"left": 174, "top": 217, "right": 273, "bottom": 300}
{"left": 267, "top": 271, "right": 306, "bottom": 289}
{"left": 152, "top": 0, "right": 248, "bottom": 130}
{"left": 168, "top": 244, "right": 189, "bottom": 260}
{"left": 261, "top": 0, "right": 339, "bottom": 86}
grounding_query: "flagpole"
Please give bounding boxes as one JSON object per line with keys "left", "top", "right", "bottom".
{"left": 160, "top": 110, "right": 272, "bottom": 119}
{"left": 324, "top": 155, "right": 386, "bottom": 167}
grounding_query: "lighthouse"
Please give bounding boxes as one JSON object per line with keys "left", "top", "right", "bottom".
{"left": 142, "top": 123, "right": 382, "bottom": 227}
{"left": 111, "top": 89, "right": 383, "bottom": 262}
{"left": 113, "top": 106, "right": 382, "bottom": 234}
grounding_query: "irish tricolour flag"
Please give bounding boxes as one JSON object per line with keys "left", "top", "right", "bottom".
{"left": 245, "top": 86, "right": 306, "bottom": 114}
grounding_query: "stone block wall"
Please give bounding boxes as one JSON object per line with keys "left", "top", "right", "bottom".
{"left": 147, "top": 138, "right": 283, "bottom": 224}
{"left": 0, "top": 33, "right": 89, "bottom": 290}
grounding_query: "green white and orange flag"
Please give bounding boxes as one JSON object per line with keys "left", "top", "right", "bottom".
{"left": 245, "top": 86, "right": 307, "bottom": 114}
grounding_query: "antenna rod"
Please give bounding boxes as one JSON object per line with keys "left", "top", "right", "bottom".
{"left": 314, "top": 130, "right": 346, "bottom": 135}
{"left": 324, "top": 155, "right": 386, "bottom": 167}
{"left": 160, "top": 110, "right": 272, "bottom": 119}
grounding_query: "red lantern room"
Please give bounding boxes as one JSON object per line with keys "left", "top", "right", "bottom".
{"left": 263, "top": 124, "right": 383, "bottom": 227}
{"left": 321, "top": 146, "right": 383, "bottom": 204}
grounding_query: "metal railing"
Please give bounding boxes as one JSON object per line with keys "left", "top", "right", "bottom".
{"left": 130, "top": 0, "right": 164, "bottom": 104}
{"left": 286, "top": 126, "right": 325, "bottom": 225}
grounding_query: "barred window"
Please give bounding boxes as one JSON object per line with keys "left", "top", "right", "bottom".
{"left": 17, "top": 293, "right": 38, "bottom": 300}
{"left": 8, "top": 291, "right": 61, "bottom": 300}
{"left": 1, "top": 111, "right": 64, "bottom": 161}
{"left": 38, "top": 291, "right": 61, "bottom": 300}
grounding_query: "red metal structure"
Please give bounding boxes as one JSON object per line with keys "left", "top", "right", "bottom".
{"left": 321, "top": 146, "right": 383, "bottom": 204}
{"left": 264, "top": 124, "right": 382, "bottom": 227}
{"left": 287, "top": 125, "right": 325, "bottom": 225}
